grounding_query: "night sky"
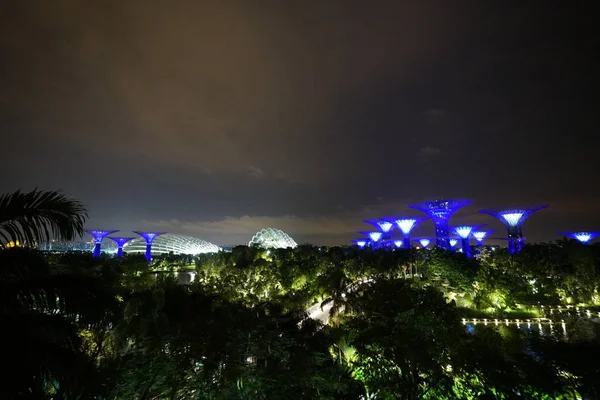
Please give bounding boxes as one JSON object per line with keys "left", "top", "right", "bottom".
{"left": 1, "top": 1, "right": 598, "bottom": 246}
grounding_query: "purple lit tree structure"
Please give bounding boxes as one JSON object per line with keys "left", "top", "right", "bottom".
{"left": 558, "top": 232, "right": 600, "bottom": 244}
{"left": 108, "top": 237, "right": 136, "bottom": 257}
{"left": 393, "top": 240, "right": 403, "bottom": 248}
{"left": 479, "top": 206, "right": 547, "bottom": 254}
{"left": 133, "top": 231, "right": 167, "bottom": 261}
{"left": 85, "top": 230, "right": 119, "bottom": 258}
{"left": 417, "top": 238, "right": 431, "bottom": 248}
{"left": 351, "top": 239, "right": 369, "bottom": 248}
{"left": 387, "top": 217, "right": 426, "bottom": 249}
{"left": 409, "top": 199, "right": 473, "bottom": 250}
{"left": 449, "top": 239, "right": 458, "bottom": 249}
{"left": 364, "top": 219, "right": 395, "bottom": 243}
{"left": 472, "top": 230, "right": 494, "bottom": 246}
{"left": 453, "top": 225, "right": 477, "bottom": 258}
{"left": 359, "top": 231, "right": 383, "bottom": 249}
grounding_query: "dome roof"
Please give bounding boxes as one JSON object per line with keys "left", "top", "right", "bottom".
{"left": 248, "top": 228, "right": 297, "bottom": 249}
{"left": 124, "top": 233, "right": 220, "bottom": 255}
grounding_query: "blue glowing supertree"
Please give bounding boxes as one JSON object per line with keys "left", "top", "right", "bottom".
{"left": 364, "top": 219, "right": 395, "bottom": 243}
{"left": 393, "top": 240, "right": 404, "bottom": 248}
{"left": 479, "top": 206, "right": 547, "bottom": 254}
{"left": 452, "top": 225, "right": 478, "bottom": 258}
{"left": 133, "top": 231, "right": 167, "bottom": 261}
{"left": 85, "top": 230, "right": 119, "bottom": 257}
{"left": 108, "top": 237, "right": 136, "bottom": 257}
{"left": 409, "top": 199, "right": 473, "bottom": 250}
{"left": 472, "top": 230, "right": 495, "bottom": 246}
{"left": 351, "top": 239, "right": 369, "bottom": 248}
{"left": 558, "top": 232, "right": 600, "bottom": 244}
{"left": 416, "top": 238, "right": 431, "bottom": 248}
{"left": 386, "top": 216, "right": 426, "bottom": 249}
{"left": 449, "top": 239, "right": 458, "bottom": 249}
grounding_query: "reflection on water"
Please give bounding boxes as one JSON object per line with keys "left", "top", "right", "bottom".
{"left": 463, "top": 318, "right": 568, "bottom": 337}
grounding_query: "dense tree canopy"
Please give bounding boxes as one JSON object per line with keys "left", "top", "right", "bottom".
{"left": 2, "top": 190, "right": 600, "bottom": 399}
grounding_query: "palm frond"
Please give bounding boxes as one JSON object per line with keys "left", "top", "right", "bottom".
{"left": 0, "top": 189, "right": 87, "bottom": 247}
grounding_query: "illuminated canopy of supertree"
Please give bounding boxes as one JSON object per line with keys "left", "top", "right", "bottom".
{"left": 363, "top": 219, "right": 395, "bottom": 245}
{"left": 351, "top": 239, "right": 369, "bottom": 248}
{"left": 385, "top": 216, "right": 426, "bottom": 249}
{"left": 449, "top": 239, "right": 458, "bottom": 248}
{"left": 409, "top": 199, "right": 472, "bottom": 250}
{"left": 393, "top": 240, "right": 403, "bottom": 248}
{"left": 452, "top": 225, "right": 477, "bottom": 258}
{"left": 472, "top": 230, "right": 494, "bottom": 245}
{"left": 479, "top": 206, "right": 547, "bottom": 254}
{"left": 108, "top": 237, "right": 136, "bottom": 257}
{"left": 558, "top": 232, "right": 600, "bottom": 244}
{"left": 133, "top": 231, "right": 167, "bottom": 261}
{"left": 85, "top": 230, "right": 119, "bottom": 258}
{"left": 417, "top": 238, "right": 431, "bottom": 248}
{"left": 359, "top": 231, "right": 383, "bottom": 243}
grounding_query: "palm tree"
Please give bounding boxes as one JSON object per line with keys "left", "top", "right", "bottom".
{"left": 0, "top": 189, "right": 113, "bottom": 399}
{"left": 0, "top": 188, "right": 87, "bottom": 248}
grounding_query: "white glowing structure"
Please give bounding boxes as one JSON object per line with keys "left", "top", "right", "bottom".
{"left": 558, "top": 231, "right": 600, "bottom": 244}
{"left": 368, "top": 232, "right": 383, "bottom": 242}
{"left": 449, "top": 239, "right": 458, "bottom": 247}
{"left": 376, "top": 221, "right": 394, "bottom": 233}
{"left": 394, "top": 240, "right": 403, "bottom": 248}
{"left": 454, "top": 226, "right": 474, "bottom": 239}
{"left": 395, "top": 219, "right": 417, "bottom": 234}
{"left": 419, "top": 238, "right": 431, "bottom": 247}
{"left": 248, "top": 228, "right": 298, "bottom": 249}
{"left": 499, "top": 212, "right": 525, "bottom": 227}
{"left": 124, "top": 234, "right": 220, "bottom": 255}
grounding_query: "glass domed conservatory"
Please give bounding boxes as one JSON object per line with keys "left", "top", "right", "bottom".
{"left": 248, "top": 228, "right": 298, "bottom": 249}
{"left": 123, "top": 233, "right": 220, "bottom": 255}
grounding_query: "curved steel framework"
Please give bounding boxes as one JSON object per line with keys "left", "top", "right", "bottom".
{"left": 125, "top": 234, "right": 220, "bottom": 256}
{"left": 409, "top": 199, "right": 472, "bottom": 250}
{"left": 108, "top": 237, "right": 136, "bottom": 257}
{"left": 85, "top": 229, "right": 119, "bottom": 257}
{"left": 558, "top": 231, "right": 600, "bottom": 244}
{"left": 479, "top": 206, "right": 547, "bottom": 254}
{"left": 248, "top": 228, "right": 298, "bottom": 249}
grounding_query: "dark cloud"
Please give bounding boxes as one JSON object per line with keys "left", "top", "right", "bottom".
{"left": 1, "top": 1, "right": 598, "bottom": 245}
